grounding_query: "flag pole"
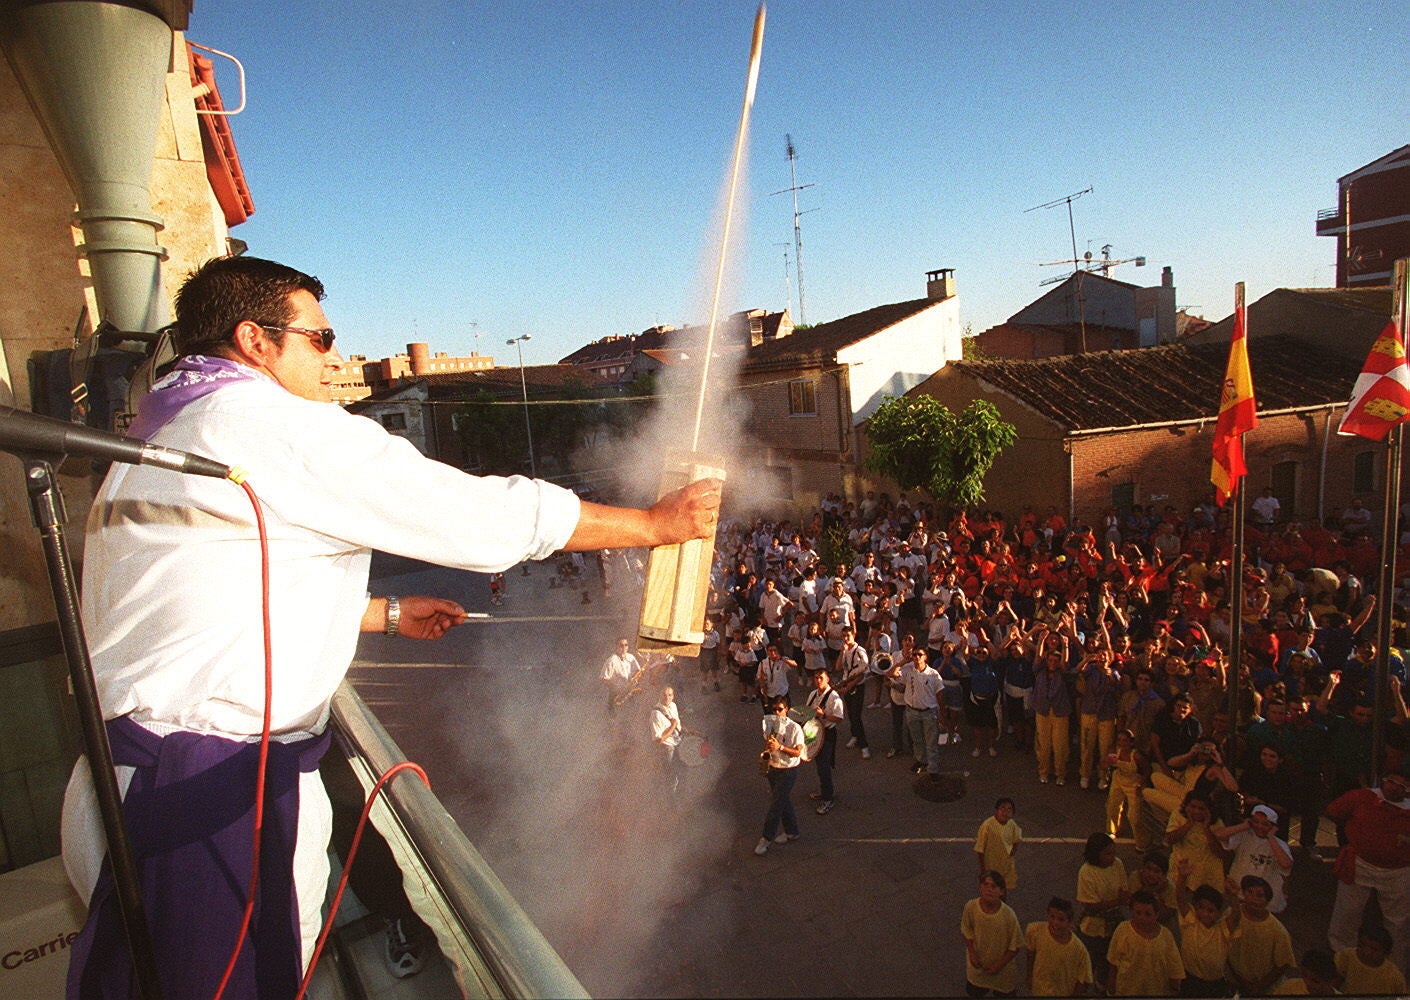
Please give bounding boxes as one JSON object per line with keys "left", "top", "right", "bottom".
{"left": 1371, "top": 258, "right": 1409, "bottom": 784}
{"left": 1225, "top": 281, "right": 1247, "bottom": 763}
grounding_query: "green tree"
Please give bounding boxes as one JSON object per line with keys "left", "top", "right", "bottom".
{"left": 863, "top": 395, "right": 1016, "bottom": 509}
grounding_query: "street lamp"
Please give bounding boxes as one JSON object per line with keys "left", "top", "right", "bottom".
{"left": 506, "top": 334, "right": 536, "bottom": 478}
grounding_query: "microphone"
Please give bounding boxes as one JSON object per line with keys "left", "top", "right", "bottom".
{"left": 0, "top": 405, "right": 233, "bottom": 479}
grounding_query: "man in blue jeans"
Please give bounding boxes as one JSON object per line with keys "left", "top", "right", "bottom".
{"left": 807, "top": 669, "right": 845, "bottom": 814}
{"left": 756, "top": 697, "right": 805, "bottom": 855}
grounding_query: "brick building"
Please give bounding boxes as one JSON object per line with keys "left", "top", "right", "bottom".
{"left": 1316, "top": 145, "right": 1410, "bottom": 289}
{"left": 330, "top": 342, "right": 495, "bottom": 404}
{"left": 907, "top": 337, "right": 1369, "bottom": 530}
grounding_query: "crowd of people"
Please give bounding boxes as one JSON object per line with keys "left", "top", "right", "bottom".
{"left": 676, "top": 489, "right": 1410, "bottom": 996}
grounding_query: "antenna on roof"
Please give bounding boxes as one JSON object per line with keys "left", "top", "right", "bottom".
{"left": 771, "top": 134, "right": 817, "bottom": 325}
{"left": 1026, "top": 186, "right": 1093, "bottom": 351}
{"left": 773, "top": 242, "right": 794, "bottom": 316}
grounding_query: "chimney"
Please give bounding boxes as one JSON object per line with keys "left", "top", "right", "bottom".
{"left": 408, "top": 342, "right": 430, "bottom": 373}
{"left": 1162, "top": 266, "right": 1173, "bottom": 288}
{"left": 926, "top": 268, "right": 956, "bottom": 301}
{"left": 1, "top": 1, "right": 174, "bottom": 332}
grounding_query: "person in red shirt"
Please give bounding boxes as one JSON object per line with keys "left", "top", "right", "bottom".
{"left": 1325, "top": 769, "right": 1410, "bottom": 975}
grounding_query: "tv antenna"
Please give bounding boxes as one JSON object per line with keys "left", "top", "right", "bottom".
{"left": 1038, "top": 244, "right": 1146, "bottom": 286}
{"left": 773, "top": 242, "right": 794, "bottom": 317}
{"left": 1025, "top": 186, "right": 1093, "bottom": 351}
{"left": 469, "top": 319, "right": 480, "bottom": 354}
{"left": 771, "top": 134, "right": 817, "bottom": 325}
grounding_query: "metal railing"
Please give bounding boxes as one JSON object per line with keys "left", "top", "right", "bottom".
{"left": 328, "top": 682, "right": 588, "bottom": 1000}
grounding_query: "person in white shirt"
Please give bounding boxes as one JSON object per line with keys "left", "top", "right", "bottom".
{"left": 755, "top": 697, "right": 806, "bottom": 854}
{"left": 1251, "top": 488, "right": 1280, "bottom": 527}
{"left": 835, "top": 627, "right": 872, "bottom": 759}
{"left": 650, "top": 686, "right": 702, "bottom": 796}
{"left": 807, "top": 669, "right": 846, "bottom": 814}
{"left": 601, "top": 638, "right": 643, "bottom": 712}
{"left": 821, "top": 579, "right": 857, "bottom": 662}
{"left": 758, "top": 577, "right": 794, "bottom": 640}
{"left": 889, "top": 647, "right": 945, "bottom": 776}
{"left": 756, "top": 645, "right": 796, "bottom": 708}
{"left": 1216, "top": 805, "right": 1293, "bottom": 913}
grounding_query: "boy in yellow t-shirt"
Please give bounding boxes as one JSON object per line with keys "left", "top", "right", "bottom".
{"left": 1227, "top": 875, "right": 1297, "bottom": 996}
{"left": 1106, "top": 890, "right": 1184, "bottom": 996}
{"left": 1025, "top": 897, "right": 1092, "bottom": 997}
{"left": 975, "top": 797, "right": 1022, "bottom": 889}
{"left": 961, "top": 870, "right": 1022, "bottom": 997}
{"left": 1335, "top": 924, "right": 1408, "bottom": 995}
{"left": 1174, "top": 857, "right": 1232, "bottom": 996}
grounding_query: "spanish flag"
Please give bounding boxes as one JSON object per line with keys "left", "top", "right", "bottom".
{"left": 1210, "top": 294, "right": 1256, "bottom": 505}
{"left": 1337, "top": 319, "right": 1410, "bottom": 441}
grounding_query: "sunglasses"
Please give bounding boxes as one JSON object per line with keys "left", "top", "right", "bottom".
{"left": 260, "top": 324, "right": 336, "bottom": 352}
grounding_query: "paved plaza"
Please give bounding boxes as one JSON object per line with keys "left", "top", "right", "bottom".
{"left": 351, "top": 558, "right": 1341, "bottom": 998}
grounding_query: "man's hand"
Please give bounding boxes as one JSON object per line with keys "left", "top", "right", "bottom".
{"left": 397, "top": 596, "right": 470, "bottom": 640}
{"left": 648, "top": 478, "right": 724, "bottom": 545}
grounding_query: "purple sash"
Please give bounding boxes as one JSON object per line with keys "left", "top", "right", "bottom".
{"left": 67, "top": 718, "right": 330, "bottom": 1000}
{"left": 127, "top": 355, "right": 265, "bottom": 440}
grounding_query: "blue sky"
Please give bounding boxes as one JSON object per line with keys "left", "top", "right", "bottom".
{"left": 189, "top": 1, "right": 1405, "bottom": 365}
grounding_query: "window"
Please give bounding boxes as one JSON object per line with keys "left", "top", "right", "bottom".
{"left": 788, "top": 379, "right": 817, "bottom": 415}
{"left": 1353, "top": 450, "right": 1377, "bottom": 494}
{"left": 380, "top": 412, "right": 407, "bottom": 431}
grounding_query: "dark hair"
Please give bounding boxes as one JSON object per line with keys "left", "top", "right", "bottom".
{"left": 1358, "top": 923, "right": 1394, "bottom": 952}
{"left": 1083, "top": 832, "right": 1114, "bottom": 866}
{"left": 979, "top": 869, "right": 1008, "bottom": 894}
{"left": 1140, "top": 850, "right": 1169, "bottom": 872}
{"left": 995, "top": 797, "right": 1015, "bottom": 811}
{"left": 1129, "top": 889, "right": 1158, "bottom": 911}
{"left": 1046, "top": 897, "right": 1073, "bottom": 917}
{"left": 175, "top": 255, "right": 325, "bottom": 356}
{"left": 1300, "top": 947, "right": 1337, "bottom": 979}
{"left": 1240, "top": 875, "right": 1272, "bottom": 900}
{"left": 1192, "top": 885, "right": 1223, "bottom": 910}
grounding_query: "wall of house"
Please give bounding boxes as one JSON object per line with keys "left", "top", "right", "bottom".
{"left": 739, "top": 363, "right": 850, "bottom": 459}
{"left": 886, "top": 366, "right": 1071, "bottom": 519}
{"left": 838, "top": 295, "right": 962, "bottom": 422}
{"left": 1068, "top": 408, "right": 1405, "bottom": 532}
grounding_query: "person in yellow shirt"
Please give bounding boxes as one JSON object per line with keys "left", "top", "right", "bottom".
{"left": 1106, "top": 891, "right": 1185, "bottom": 996}
{"left": 1335, "top": 924, "right": 1408, "bottom": 995}
{"left": 1227, "top": 875, "right": 1297, "bottom": 996}
{"left": 1126, "top": 849, "right": 1177, "bottom": 927}
{"left": 1104, "top": 728, "right": 1150, "bottom": 848}
{"left": 1174, "top": 857, "right": 1233, "bottom": 997}
{"left": 1269, "top": 948, "right": 1342, "bottom": 995}
{"left": 960, "top": 870, "right": 1022, "bottom": 997}
{"left": 1024, "top": 897, "right": 1092, "bottom": 997}
{"left": 1166, "top": 792, "right": 1226, "bottom": 897}
{"left": 1075, "top": 832, "right": 1127, "bottom": 985}
{"left": 975, "top": 797, "right": 1022, "bottom": 890}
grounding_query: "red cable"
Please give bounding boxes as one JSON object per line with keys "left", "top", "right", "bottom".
{"left": 212, "top": 479, "right": 273, "bottom": 1000}
{"left": 211, "top": 477, "right": 433, "bottom": 1000}
{"left": 294, "top": 761, "right": 431, "bottom": 1000}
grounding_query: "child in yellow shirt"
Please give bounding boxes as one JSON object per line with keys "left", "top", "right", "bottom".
{"left": 1227, "top": 875, "right": 1297, "bottom": 996}
{"left": 975, "top": 797, "right": 1022, "bottom": 889}
{"left": 1106, "top": 890, "right": 1185, "bottom": 996}
{"left": 1335, "top": 924, "right": 1407, "bottom": 995}
{"left": 961, "top": 870, "right": 1022, "bottom": 997}
{"left": 1174, "top": 857, "right": 1232, "bottom": 997}
{"left": 1024, "top": 897, "right": 1092, "bottom": 997}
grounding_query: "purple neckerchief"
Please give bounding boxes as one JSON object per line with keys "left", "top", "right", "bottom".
{"left": 67, "top": 717, "right": 330, "bottom": 1000}
{"left": 127, "top": 355, "right": 267, "bottom": 440}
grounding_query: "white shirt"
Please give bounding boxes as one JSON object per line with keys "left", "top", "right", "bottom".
{"left": 762, "top": 714, "right": 805, "bottom": 768}
{"left": 80, "top": 375, "right": 579, "bottom": 737}
{"left": 807, "top": 685, "right": 845, "bottom": 729}
{"left": 651, "top": 701, "right": 682, "bottom": 748}
{"left": 758, "top": 657, "right": 791, "bottom": 698}
{"left": 899, "top": 662, "right": 944, "bottom": 711}
{"left": 601, "top": 653, "right": 641, "bottom": 689}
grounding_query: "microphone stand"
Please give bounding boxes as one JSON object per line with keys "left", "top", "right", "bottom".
{"left": 18, "top": 454, "right": 164, "bottom": 1000}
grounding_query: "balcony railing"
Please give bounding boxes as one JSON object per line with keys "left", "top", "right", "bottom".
{"left": 329, "top": 681, "right": 588, "bottom": 999}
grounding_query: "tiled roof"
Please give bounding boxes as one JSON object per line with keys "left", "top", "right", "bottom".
{"left": 352, "top": 364, "right": 612, "bottom": 406}
{"left": 745, "top": 297, "right": 938, "bottom": 367}
{"left": 559, "top": 329, "right": 668, "bottom": 365}
{"left": 946, "top": 336, "right": 1364, "bottom": 432}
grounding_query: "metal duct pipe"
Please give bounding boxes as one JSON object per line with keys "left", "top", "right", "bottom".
{"left": 1, "top": 0, "right": 173, "bottom": 332}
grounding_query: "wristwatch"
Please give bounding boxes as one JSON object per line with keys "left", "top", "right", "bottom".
{"left": 385, "top": 595, "right": 401, "bottom": 637}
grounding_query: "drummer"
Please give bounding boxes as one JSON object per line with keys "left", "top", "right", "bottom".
{"left": 806, "top": 668, "right": 846, "bottom": 816}
{"left": 757, "top": 644, "right": 796, "bottom": 712}
{"left": 650, "top": 686, "right": 703, "bottom": 795}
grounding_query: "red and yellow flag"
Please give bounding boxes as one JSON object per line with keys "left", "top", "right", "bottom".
{"left": 1210, "top": 299, "right": 1257, "bottom": 505}
{"left": 1338, "top": 319, "right": 1410, "bottom": 441}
